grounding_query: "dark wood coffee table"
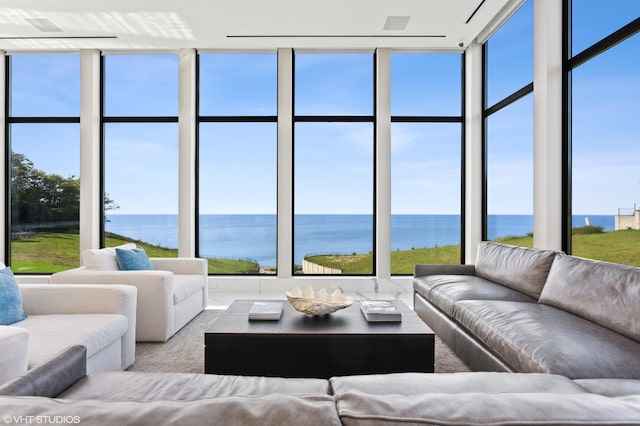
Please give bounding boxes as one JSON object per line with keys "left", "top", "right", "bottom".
{"left": 204, "top": 299, "right": 434, "bottom": 378}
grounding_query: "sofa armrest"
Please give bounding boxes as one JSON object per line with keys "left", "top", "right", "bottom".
{"left": 20, "top": 284, "right": 137, "bottom": 369}
{"left": 150, "top": 257, "right": 207, "bottom": 276}
{"left": 414, "top": 264, "right": 476, "bottom": 277}
{"left": 0, "top": 326, "right": 29, "bottom": 385}
{"left": 50, "top": 270, "right": 174, "bottom": 342}
{"left": 0, "top": 345, "right": 87, "bottom": 397}
{"left": 20, "top": 284, "right": 137, "bottom": 317}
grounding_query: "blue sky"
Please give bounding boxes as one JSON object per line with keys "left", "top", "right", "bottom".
{"left": 8, "top": 1, "right": 640, "bottom": 216}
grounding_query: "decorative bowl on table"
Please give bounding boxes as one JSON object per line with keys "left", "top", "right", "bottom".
{"left": 285, "top": 285, "right": 353, "bottom": 316}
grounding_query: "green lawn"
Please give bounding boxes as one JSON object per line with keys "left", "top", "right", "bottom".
{"left": 11, "top": 232, "right": 259, "bottom": 274}
{"left": 308, "top": 229, "right": 640, "bottom": 274}
{"left": 9, "top": 228, "right": 640, "bottom": 275}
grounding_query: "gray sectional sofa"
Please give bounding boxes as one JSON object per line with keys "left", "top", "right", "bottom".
{"left": 2, "top": 345, "right": 640, "bottom": 425}
{"left": 414, "top": 241, "right": 640, "bottom": 378}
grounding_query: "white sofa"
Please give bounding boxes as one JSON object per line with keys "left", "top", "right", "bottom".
{"left": 0, "top": 283, "right": 137, "bottom": 385}
{"left": 50, "top": 247, "right": 208, "bottom": 342}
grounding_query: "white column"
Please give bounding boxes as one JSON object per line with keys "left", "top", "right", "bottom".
{"left": 277, "top": 48, "right": 293, "bottom": 278}
{"left": 79, "top": 50, "right": 101, "bottom": 254}
{"left": 0, "top": 51, "right": 5, "bottom": 263}
{"left": 178, "top": 49, "right": 197, "bottom": 257}
{"left": 464, "top": 41, "right": 484, "bottom": 263}
{"left": 533, "top": 0, "right": 563, "bottom": 251}
{"left": 375, "top": 48, "right": 391, "bottom": 278}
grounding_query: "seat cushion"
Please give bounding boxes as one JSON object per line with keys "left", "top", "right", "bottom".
{"left": 60, "top": 371, "right": 330, "bottom": 401}
{"left": 334, "top": 391, "right": 640, "bottom": 426}
{"left": 0, "top": 394, "right": 341, "bottom": 426}
{"left": 414, "top": 275, "right": 536, "bottom": 317}
{"left": 330, "top": 372, "right": 588, "bottom": 396}
{"left": 454, "top": 300, "right": 640, "bottom": 379}
{"left": 13, "top": 314, "right": 128, "bottom": 368}
{"left": 474, "top": 241, "right": 557, "bottom": 299}
{"left": 172, "top": 275, "right": 205, "bottom": 305}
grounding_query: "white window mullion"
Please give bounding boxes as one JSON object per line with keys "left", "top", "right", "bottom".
{"left": 178, "top": 48, "right": 197, "bottom": 257}
{"left": 375, "top": 48, "right": 391, "bottom": 278}
{"left": 277, "top": 48, "right": 293, "bottom": 278}
{"left": 79, "top": 49, "right": 101, "bottom": 255}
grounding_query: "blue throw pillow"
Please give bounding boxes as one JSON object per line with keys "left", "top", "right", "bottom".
{"left": 115, "top": 247, "right": 154, "bottom": 271}
{"left": 0, "top": 267, "right": 26, "bottom": 325}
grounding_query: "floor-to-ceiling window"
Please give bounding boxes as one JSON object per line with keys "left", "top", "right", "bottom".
{"left": 484, "top": 0, "right": 534, "bottom": 246}
{"left": 102, "top": 54, "right": 179, "bottom": 257}
{"left": 293, "top": 53, "right": 374, "bottom": 275}
{"left": 390, "top": 53, "right": 463, "bottom": 273}
{"left": 197, "top": 53, "right": 278, "bottom": 274}
{"left": 7, "top": 54, "right": 81, "bottom": 273}
{"left": 568, "top": 1, "right": 640, "bottom": 266}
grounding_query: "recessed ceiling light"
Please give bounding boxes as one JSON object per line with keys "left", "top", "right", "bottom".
{"left": 25, "top": 18, "right": 63, "bottom": 33}
{"left": 383, "top": 16, "right": 411, "bottom": 31}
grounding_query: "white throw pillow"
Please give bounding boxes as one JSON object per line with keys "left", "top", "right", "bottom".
{"left": 82, "top": 243, "right": 137, "bottom": 270}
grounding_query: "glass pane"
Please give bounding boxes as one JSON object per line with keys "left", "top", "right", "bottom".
{"left": 486, "top": 0, "right": 533, "bottom": 107}
{"left": 199, "top": 123, "right": 277, "bottom": 274}
{"left": 572, "top": 0, "right": 640, "bottom": 55}
{"left": 295, "top": 53, "right": 373, "bottom": 116}
{"left": 571, "top": 34, "right": 640, "bottom": 266}
{"left": 486, "top": 95, "right": 534, "bottom": 245}
{"left": 391, "top": 53, "right": 462, "bottom": 116}
{"left": 294, "top": 123, "right": 374, "bottom": 274}
{"left": 199, "top": 53, "right": 277, "bottom": 116}
{"left": 10, "top": 54, "right": 79, "bottom": 117}
{"left": 104, "top": 54, "right": 178, "bottom": 116}
{"left": 104, "top": 123, "right": 178, "bottom": 256}
{"left": 10, "top": 124, "right": 80, "bottom": 272}
{"left": 391, "top": 123, "right": 462, "bottom": 273}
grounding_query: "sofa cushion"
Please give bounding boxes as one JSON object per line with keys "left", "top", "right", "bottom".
{"left": 330, "top": 372, "right": 588, "bottom": 396}
{"left": 0, "top": 267, "right": 26, "bottom": 325}
{"left": 414, "top": 275, "right": 536, "bottom": 317}
{"left": 575, "top": 379, "right": 640, "bottom": 398}
{"left": 454, "top": 300, "right": 640, "bottom": 379}
{"left": 475, "top": 241, "right": 557, "bottom": 299}
{"left": 60, "top": 371, "right": 330, "bottom": 401}
{"left": 172, "top": 275, "right": 205, "bottom": 305}
{"left": 82, "top": 243, "right": 136, "bottom": 270}
{"left": 539, "top": 253, "right": 640, "bottom": 343}
{"left": 334, "top": 391, "right": 640, "bottom": 426}
{"left": 116, "top": 247, "right": 153, "bottom": 271}
{"left": 13, "top": 314, "right": 128, "bottom": 368}
{"left": 0, "top": 394, "right": 341, "bottom": 426}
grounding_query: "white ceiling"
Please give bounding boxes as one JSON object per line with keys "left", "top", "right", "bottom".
{"left": 0, "top": 0, "right": 524, "bottom": 52}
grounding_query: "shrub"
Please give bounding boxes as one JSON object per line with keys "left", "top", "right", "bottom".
{"left": 572, "top": 225, "right": 604, "bottom": 235}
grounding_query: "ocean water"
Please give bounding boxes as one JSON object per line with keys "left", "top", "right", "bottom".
{"left": 105, "top": 214, "right": 614, "bottom": 268}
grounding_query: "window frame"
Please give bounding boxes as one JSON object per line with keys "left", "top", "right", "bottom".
{"left": 5, "top": 54, "right": 81, "bottom": 274}
{"left": 100, "top": 53, "right": 180, "bottom": 249}
{"left": 292, "top": 51, "right": 376, "bottom": 276}
{"left": 195, "top": 52, "right": 278, "bottom": 275}
{"left": 389, "top": 51, "right": 466, "bottom": 271}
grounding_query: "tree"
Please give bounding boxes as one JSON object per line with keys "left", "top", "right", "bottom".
{"left": 11, "top": 152, "right": 118, "bottom": 228}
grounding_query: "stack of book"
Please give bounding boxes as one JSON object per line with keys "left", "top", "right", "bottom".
{"left": 248, "top": 301, "right": 283, "bottom": 321}
{"left": 360, "top": 300, "right": 402, "bottom": 322}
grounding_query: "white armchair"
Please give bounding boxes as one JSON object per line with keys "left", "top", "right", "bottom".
{"left": 50, "top": 252, "right": 208, "bottom": 343}
{"left": 1, "top": 284, "right": 137, "bottom": 385}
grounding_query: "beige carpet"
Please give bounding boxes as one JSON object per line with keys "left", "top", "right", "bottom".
{"left": 129, "top": 308, "right": 470, "bottom": 374}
